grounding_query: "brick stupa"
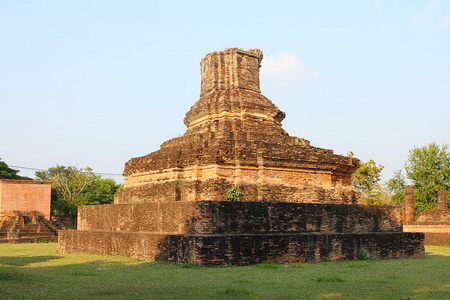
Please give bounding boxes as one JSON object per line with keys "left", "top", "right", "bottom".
{"left": 115, "top": 48, "right": 360, "bottom": 204}
{"left": 59, "top": 48, "right": 424, "bottom": 265}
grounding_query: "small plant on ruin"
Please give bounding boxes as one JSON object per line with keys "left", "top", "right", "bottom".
{"left": 226, "top": 185, "right": 241, "bottom": 201}
{"left": 357, "top": 248, "right": 371, "bottom": 260}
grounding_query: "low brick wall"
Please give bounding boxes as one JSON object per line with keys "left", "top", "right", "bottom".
{"left": 59, "top": 231, "right": 424, "bottom": 266}
{"left": 416, "top": 209, "right": 450, "bottom": 223}
{"left": 404, "top": 224, "right": 450, "bottom": 245}
{"left": 78, "top": 201, "right": 403, "bottom": 234}
{"left": 421, "top": 233, "right": 450, "bottom": 245}
{"left": 57, "top": 201, "right": 425, "bottom": 265}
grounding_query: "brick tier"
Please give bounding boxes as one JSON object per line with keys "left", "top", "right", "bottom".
{"left": 115, "top": 48, "right": 360, "bottom": 205}
{"left": 59, "top": 201, "right": 424, "bottom": 265}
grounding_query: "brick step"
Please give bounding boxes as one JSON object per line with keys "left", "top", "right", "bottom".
{"left": 77, "top": 201, "right": 404, "bottom": 235}
{"left": 19, "top": 231, "right": 56, "bottom": 236}
{"left": 19, "top": 234, "right": 56, "bottom": 239}
{"left": 19, "top": 227, "right": 54, "bottom": 233}
{"left": 0, "top": 236, "right": 58, "bottom": 244}
{"left": 59, "top": 231, "right": 425, "bottom": 265}
{"left": 19, "top": 229, "right": 57, "bottom": 235}
{"left": 20, "top": 229, "right": 56, "bottom": 235}
{"left": 1, "top": 213, "right": 58, "bottom": 244}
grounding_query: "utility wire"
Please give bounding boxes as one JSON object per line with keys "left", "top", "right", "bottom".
{"left": 10, "top": 165, "right": 123, "bottom": 176}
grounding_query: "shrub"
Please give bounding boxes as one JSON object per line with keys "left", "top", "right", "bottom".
{"left": 226, "top": 185, "right": 241, "bottom": 201}
{"left": 357, "top": 248, "right": 371, "bottom": 260}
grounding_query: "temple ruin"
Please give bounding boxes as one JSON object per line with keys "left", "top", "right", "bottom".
{"left": 0, "top": 179, "right": 58, "bottom": 243}
{"left": 59, "top": 48, "right": 424, "bottom": 265}
{"left": 115, "top": 48, "right": 359, "bottom": 205}
{"left": 403, "top": 187, "right": 450, "bottom": 245}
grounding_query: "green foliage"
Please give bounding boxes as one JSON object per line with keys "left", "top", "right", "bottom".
{"left": 226, "top": 185, "right": 241, "bottom": 201}
{"left": 0, "top": 158, "right": 31, "bottom": 180}
{"left": 386, "top": 170, "right": 406, "bottom": 206}
{"left": 405, "top": 143, "right": 450, "bottom": 213}
{"left": 352, "top": 160, "right": 387, "bottom": 205}
{"left": 357, "top": 248, "right": 371, "bottom": 261}
{"left": 35, "top": 165, "right": 122, "bottom": 217}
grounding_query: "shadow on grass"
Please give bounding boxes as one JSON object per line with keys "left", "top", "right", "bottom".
{"left": 0, "top": 259, "right": 216, "bottom": 299}
{"left": 0, "top": 268, "right": 31, "bottom": 282}
{"left": 0, "top": 245, "right": 449, "bottom": 299}
{"left": 0, "top": 255, "right": 63, "bottom": 266}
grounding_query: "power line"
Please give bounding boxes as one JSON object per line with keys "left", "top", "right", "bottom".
{"left": 9, "top": 165, "right": 123, "bottom": 177}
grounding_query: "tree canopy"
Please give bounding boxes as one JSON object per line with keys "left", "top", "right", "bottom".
{"left": 351, "top": 159, "right": 387, "bottom": 205}
{"left": 0, "top": 159, "right": 32, "bottom": 180}
{"left": 36, "top": 165, "right": 122, "bottom": 219}
{"left": 386, "top": 170, "right": 406, "bottom": 206}
{"left": 404, "top": 142, "right": 450, "bottom": 213}
{"left": 352, "top": 143, "right": 450, "bottom": 211}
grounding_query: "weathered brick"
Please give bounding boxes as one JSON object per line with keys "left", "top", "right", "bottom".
{"left": 115, "top": 48, "right": 360, "bottom": 205}
{"left": 0, "top": 179, "right": 52, "bottom": 219}
{"left": 59, "top": 48, "right": 425, "bottom": 265}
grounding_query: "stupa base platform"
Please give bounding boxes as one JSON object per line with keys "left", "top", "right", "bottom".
{"left": 59, "top": 231, "right": 424, "bottom": 265}
{"left": 58, "top": 201, "right": 425, "bottom": 265}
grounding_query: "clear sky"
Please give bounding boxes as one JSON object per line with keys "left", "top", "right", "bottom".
{"left": 1, "top": 0, "right": 449, "bottom": 183}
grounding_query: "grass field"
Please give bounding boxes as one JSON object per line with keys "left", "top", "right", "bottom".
{"left": 0, "top": 243, "right": 449, "bottom": 299}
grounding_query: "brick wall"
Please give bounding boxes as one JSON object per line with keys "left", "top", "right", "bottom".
{"left": 416, "top": 209, "right": 450, "bottom": 223}
{"left": 78, "top": 201, "right": 403, "bottom": 234}
{"left": 0, "top": 179, "right": 52, "bottom": 219}
{"left": 62, "top": 201, "right": 424, "bottom": 265}
{"left": 59, "top": 230, "right": 424, "bottom": 265}
{"left": 117, "top": 48, "right": 360, "bottom": 206}
{"left": 403, "top": 224, "right": 450, "bottom": 245}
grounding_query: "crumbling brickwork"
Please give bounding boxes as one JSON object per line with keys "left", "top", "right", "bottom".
{"left": 0, "top": 211, "right": 58, "bottom": 243}
{"left": 60, "top": 201, "right": 424, "bottom": 265}
{"left": 403, "top": 187, "right": 450, "bottom": 245}
{"left": 59, "top": 48, "right": 425, "bottom": 265}
{"left": 77, "top": 202, "right": 404, "bottom": 234}
{"left": 115, "top": 48, "right": 360, "bottom": 205}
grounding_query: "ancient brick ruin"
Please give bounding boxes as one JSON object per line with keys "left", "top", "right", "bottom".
{"left": 59, "top": 48, "right": 424, "bottom": 265}
{"left": 0, "top": 179, "right": 52, "bottom": 218}
{"left": 0, "top": 211, "right": 58, "bottom": 243}
{"left": 403, "top": 188, "right": 450, "bottom": 245}
{"left": 60, "top": 201, "right": 423, "bottom": 264}
{"left": 115, "top": 48, "right": 360, "bottom": 205}
{"left": 0, "top": 179, "right": 58, "bottom": 243}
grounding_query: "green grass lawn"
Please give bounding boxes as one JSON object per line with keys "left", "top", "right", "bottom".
{"left": 0, "top": 243, "right": 449, "bottom": 299}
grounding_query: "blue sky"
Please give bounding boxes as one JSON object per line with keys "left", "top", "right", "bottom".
{"left": 1, "top": 0, "right": 449, "bottom": 183}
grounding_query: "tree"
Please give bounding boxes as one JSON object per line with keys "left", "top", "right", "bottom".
{"left": 0, "top": 158, "right": 32, "bottom": 180}
{"left": 404, "top": 143, "right": 450, "bottom": 213}
{"left": 386, "top": 170, "right": 406, "bottom": 206}
{"left": 36, "top": 165, "right": 122, "bottom": 223}
{"left": 352, "top": 160, "right": 387, "bottom": 205}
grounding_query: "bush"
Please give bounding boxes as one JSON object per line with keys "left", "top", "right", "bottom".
{"left": 357, "top": 248, "right": 371, "bottom": 260}
{"left": 226, "top": 185, "right": 241, "bottom": 201}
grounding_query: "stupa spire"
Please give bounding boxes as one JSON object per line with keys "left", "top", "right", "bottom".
{"left": 184, "top": 48, "right": 285, "bottom": 131}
